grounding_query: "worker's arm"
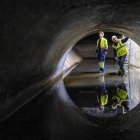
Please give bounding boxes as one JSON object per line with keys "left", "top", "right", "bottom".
{"left": 96, "top": 39, "right": 99, "bottom": 49}
{"left": 112, "top": 44, "right": 117, "bottom": 60}
{"left": 102, "top": 39, "right": 108, "bottom": 55}
{"left": 96, "top": 39, "right": 100, "bottom": 55}
{"left": 121, "top": 37, "right": 129, "bottom": 43}
{"left": 112, "top": 44, "right": 116, "bottom": 49}
{"left": 113, "top": 49, "right": 117, "bottom": 57}
{"left": 105, "top": 39, "right": 108, "bottom": 49}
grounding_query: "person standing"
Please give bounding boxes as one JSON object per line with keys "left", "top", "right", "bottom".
{"left": 111, "top": 36, "right": 129, "bottom": 75}
{"left": 96, "top": 31, "right": 108, "bottom": 73}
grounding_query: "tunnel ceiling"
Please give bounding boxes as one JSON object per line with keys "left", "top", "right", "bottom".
{"left": 1, "top": 0, "right": 140, "bottom": 122}
{"left": 2, "top": 0, "right": 140, "bottom": 25}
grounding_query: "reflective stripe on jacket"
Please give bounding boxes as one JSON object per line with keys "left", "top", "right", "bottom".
{"left": 97, "top": 38, "right": 108, "bottom": 50}
{"left": 97, "top": 94, "right": 108, "bottom": 106}
{"left": 112, "top": 87, "right": 128, "bottom": 105}
{"left": 112, "top": 40, "right": 128, "bottom": 57}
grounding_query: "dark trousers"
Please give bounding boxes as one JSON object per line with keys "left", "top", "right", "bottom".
{"left": 118, "top": 54, "right": 127, "bottom": 71}
{"left": 97, "top": 51, "right": 106, "bottom": 61}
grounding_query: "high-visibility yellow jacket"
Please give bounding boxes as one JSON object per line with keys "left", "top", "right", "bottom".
{"left": 97, "top": 94, "right": 108, "bottom": 106}
{"left": 112, "top": 87, "right": 128, "bottom": 105}
{"left": 112, "top": 40, "right": 128, "bottom": 57}
{"left": 97, "top": 38, "right": 108, "bottom": 50}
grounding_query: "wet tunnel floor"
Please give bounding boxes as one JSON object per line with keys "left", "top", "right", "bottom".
{"left": 0, "top": 59, "right": 140, "bottom": 140}
{"left": 64, "top": 59, "right": 131, "bottom": 117}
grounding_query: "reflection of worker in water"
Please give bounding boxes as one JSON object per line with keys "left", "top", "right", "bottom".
{"left": 111, "top": 35, "right": 129, "bottom": 75}
{"left": 97, "top": 75, "right": 108, "bottom": 110}
{"left": 112, "top": 83, "right": 128, "bottom": 111}
{"left": 96, "top": 31, "right": 108, "bottom": 73}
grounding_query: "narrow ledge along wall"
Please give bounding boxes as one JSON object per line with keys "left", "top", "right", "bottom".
{"left": 63, "top": 50, "right": 82, "bottom": 78}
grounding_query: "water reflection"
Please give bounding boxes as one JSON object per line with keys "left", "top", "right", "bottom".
{"left": 97, "top": 75, "right": 108, "bottom": 111}
{"left": 111, "top": 82, "right": 128, "bottom": 113}
{"left": 66, "top": 74, "right": 132, "bottom": 117}
{"left": 82, "top": 75, "right": 130, "bottom": 117}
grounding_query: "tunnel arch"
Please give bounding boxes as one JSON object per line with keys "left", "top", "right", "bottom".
{"left": 50, "top": 27, "right": 140, "bottom": 125}
{"left": 31, "top": 4, "right": 140, "bottom": 126}
{"left": 49, "top": 25, "right": 138, "bottom": 82}
{"left": 41, "top": 3, "right": 140, "bottom": 82}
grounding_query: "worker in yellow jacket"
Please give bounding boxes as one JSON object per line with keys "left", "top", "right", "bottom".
{"left": 96, "top": 31, "right": 108, "bottom": 73}
{"left": 97, "top": 93, "right": 108, "bottom": 111}
{"left": 111, "top": 36, "right": 129, "bottom": 75}
{"left": 112, "top": 87, "right": 128, "bottom": 110}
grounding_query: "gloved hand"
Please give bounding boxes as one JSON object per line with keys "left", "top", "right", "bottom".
{"left": 102, "top": 49, "right": 107, "bottom": 55}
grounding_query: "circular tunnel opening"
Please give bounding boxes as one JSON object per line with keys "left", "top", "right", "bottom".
{"left": 62, "top": 31, "right": 140, "bottom": 118}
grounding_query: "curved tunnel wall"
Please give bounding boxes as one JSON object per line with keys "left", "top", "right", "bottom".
{"left": 63, "top": 50, "right": 82, "bottom": 78}
{"left": 129, "top": 40, "right": 140, "bottom": 68}
{"left": 1, "top": 0, "right": 140, "bottom": 122}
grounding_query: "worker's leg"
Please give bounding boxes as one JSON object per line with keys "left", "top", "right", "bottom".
{"left": 118, "top": 55, "right": 127, "bottom": 74}
{"left": 99, "top": 61, "right": 105, "bottom": 72}
{"left": 98, "top": 52, "right": 105, "bottom": 73}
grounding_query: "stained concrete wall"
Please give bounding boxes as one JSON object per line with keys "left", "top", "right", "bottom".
{"left": 129, "top": 67, "right": 140, "bottom": 110}
{"left": 129, "top": 40, "right": 140, "bottom": 68}
{"left": 63, "top": 51, "right": 82, "bottom": 77}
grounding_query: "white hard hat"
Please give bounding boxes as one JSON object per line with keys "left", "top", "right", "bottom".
{"left": 112, "top": 35, "right": 117, "bottom": 41}
{"left": 112, "top": 103, "right": 118, "bottom": 109}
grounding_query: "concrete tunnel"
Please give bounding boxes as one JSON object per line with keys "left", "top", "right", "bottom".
{"left": 1, "top": 0, "right": 140, "bottom": 139}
